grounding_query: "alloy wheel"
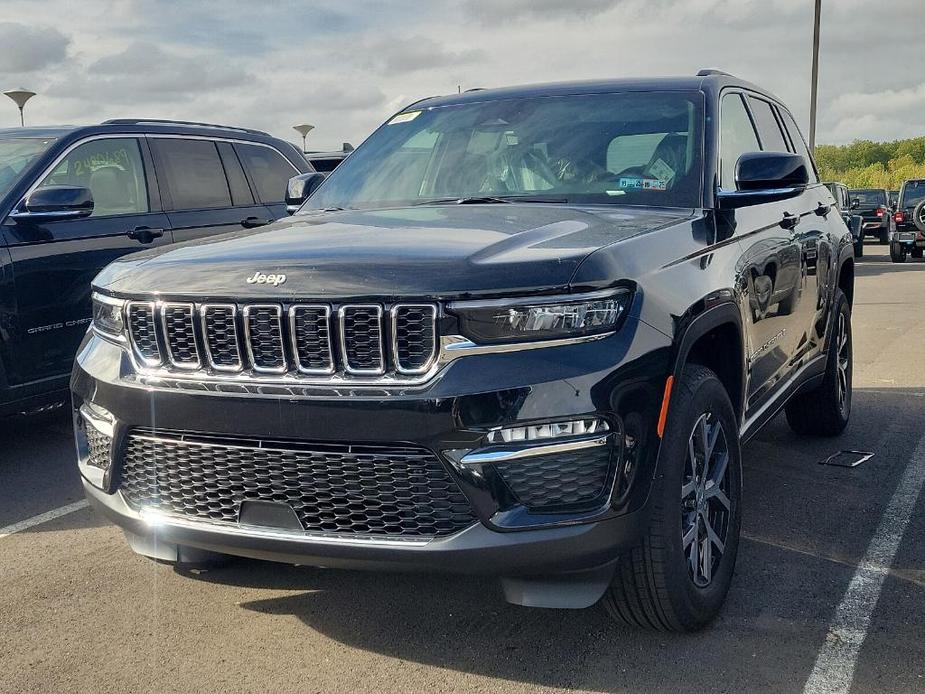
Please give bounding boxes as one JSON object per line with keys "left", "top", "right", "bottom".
{"left": 681, "top": 412, "right": 731, "bottom": 588}
{"left": 836, "top": 311, "right": 851, "bottom": 416}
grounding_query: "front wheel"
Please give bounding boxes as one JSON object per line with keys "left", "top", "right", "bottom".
{"left": 603, "top": 365, "right": 741, "bottom": 632}
{"left": 912, "top": 248, "right": 923, "bottom": 259}
{"left": 785, "top": 289, "right": 852, "bottom": 436}
{"left": 890, "top": 242, "right": 907, "bottom": 263}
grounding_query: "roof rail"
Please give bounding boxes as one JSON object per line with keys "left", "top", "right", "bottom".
{"left": 696, "top": 69, "right": 735, "bottom": 78}
{"left": 101, "top": 119, "right": 269, "bottom": 136}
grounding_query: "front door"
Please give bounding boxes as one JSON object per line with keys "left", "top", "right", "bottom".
{"left": 3, "top": 136, "right": 169, "bottom": 385}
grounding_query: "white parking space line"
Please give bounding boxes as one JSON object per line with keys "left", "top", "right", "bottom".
{"left": 803, "top": 433, "right": 925, "bottom": 694}
{"left": 0, "top": 500, "right": 89, "bottom": 540}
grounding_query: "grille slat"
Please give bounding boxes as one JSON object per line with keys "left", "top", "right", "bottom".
{"left": 340, "top": 305, "right": 384, "bottom": 374}
{"left": 119, "top": 433, "right": 477, "bottom": 537}
{"left": 201, "top": 305, "right": 242, "bottom": 371}
{"left": 127, "top": 302, "right": 161, "bottom": 365}
{"left": 393, "top": 304, "right": 438, "bottom": 374}
{"left": 161, "top": 303, "right": 200, "bottom": 369}
{"left": 244, "top": 305, "right": 287, "bottom": 373}
{"left": 290, "top": 305, "right": 334, "bottom": 373}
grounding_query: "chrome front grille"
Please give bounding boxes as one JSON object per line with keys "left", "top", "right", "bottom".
{"left": 126, "top": 300, "right": 439, "bottom": 382}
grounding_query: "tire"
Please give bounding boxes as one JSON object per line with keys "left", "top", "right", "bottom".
{"left": 785, "top": 289, "right": 852, "bottom": 436}
{"left": 879, "top": 227, "right": 890, "bottom": 244}
{"left": 603, "top": 365, "right": 742, "bottom": 632}
{"left": 914, "top": 201, "right": 925, "bottom": 233}
{"left": 890, "top": 242, "right": 907, "bottom": 263}
{"left": 853, "top": 240, "right": 864, "bottom": 258}
{"left": 912, "top": 248, "right": 923, "bottom": 259}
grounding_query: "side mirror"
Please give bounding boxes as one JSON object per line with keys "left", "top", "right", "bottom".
{"left": 285, "top": 172, "right": 326, "bottom": 214}
{"left": 10, "top": 185, "right": 94, "bottom": 221}
{"left": 717, "top": 152, "right": 809, "bottom": 209}
{"left": 850, "top": 198, "right": 860, "bottom": 210}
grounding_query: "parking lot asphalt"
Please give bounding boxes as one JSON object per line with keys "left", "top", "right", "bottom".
{"left": 1, "top": 242, "right": 924, "bottom": 694}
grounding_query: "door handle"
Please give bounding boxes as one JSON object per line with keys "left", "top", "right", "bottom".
{"left": 814, "top": 202, "right": 831, "bottom": 217}
{"left": 780, "top": 213, "right": 800, "bottom": 231}
{"left": 241, "top": 216, "right": 272, "bottom": 229}
{"left": 126, "top": 226, "right": 165, "bottom": 243}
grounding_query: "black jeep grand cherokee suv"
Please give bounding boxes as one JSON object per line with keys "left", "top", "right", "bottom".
{"left": 73, "top": 72, "right": 854, "bottom": 632}
{"left": 0, "top": 119, "right": 309, "bottom": 416}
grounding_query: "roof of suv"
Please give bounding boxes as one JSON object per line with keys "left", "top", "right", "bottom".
{"left": 0, "top": 119, "right": 283, "bottom": 145}
{"left": 412, "top": 73, "right": 784, "bottom": 111}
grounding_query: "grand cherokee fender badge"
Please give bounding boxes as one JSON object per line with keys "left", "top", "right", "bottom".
{"left": 246, "top": 271, "right": 287, "bottom": 287}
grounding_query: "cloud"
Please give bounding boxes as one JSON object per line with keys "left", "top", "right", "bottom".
{"left": 0, "top": 22, "right": 70, "bottom": 73}
{"left": 356, "top": 36, "right": 485, "bottom": 74}
{"left": 461, "top": 0, "right": 627, "bottom": 21}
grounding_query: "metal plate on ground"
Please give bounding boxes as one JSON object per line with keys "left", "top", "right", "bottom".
{"left": 820, "top": 450, "right": 875, "bottom": 468}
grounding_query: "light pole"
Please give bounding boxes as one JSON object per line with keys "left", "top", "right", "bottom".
{"left": 808, "top": 0, "right": 821, "bottom": 150}
{"left": 4, "top": 88, "right": 36, "bottom": 127}
{"left": 293, "top": 123, "right": 314, "bottom": 153}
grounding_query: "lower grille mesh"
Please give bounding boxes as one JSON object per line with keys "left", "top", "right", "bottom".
{"left": 495, "top": 447, "right": 612, "bottom": 510}
{"left": 119, "top": 433, "right": 477, "bottom": 537}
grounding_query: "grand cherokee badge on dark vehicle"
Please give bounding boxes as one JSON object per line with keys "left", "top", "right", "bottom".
{"left": 72, "top": 71, "right": 855, "bottom": 632}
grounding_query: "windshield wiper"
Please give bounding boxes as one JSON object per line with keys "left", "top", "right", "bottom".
{"left": 413, "top": 194, "right": 568, "bottom": 206}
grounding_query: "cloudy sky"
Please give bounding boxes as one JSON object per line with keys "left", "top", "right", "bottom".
{"left": 0, "top": 0, "right": 922, "bottom": 150}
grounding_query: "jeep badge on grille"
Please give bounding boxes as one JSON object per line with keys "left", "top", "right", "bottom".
{"left": 246, "top": 271, "right": 287, "bottom": 287}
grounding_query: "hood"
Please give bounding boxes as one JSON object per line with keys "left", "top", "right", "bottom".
{"left": 96, "top": 205, "right": 689, "bottom": 300}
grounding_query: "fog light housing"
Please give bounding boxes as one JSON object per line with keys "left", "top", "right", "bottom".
{"left": 74, "top": 403, "right": 116, "bottom": 490}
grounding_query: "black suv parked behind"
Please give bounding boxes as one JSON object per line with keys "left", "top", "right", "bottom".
{"left": 891, "top": 178, "right": 925, "bottom": 262}
{"left": 74, "top": 73, "right": 854, "bottom": 632}
{"left": 848, "top": 187, "right": 892, "bottom": 243}
{"left": 0, "top": 120, "right": 310, "bottom": 415}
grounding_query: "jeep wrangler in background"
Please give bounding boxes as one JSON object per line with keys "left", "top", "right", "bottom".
{"left": 0, "top": 120, "right": 311, "bottom": 416}
{"left": 74, "top": 71, "right": 854, "bottom": 632}
{"left": 849, "top": 187, "right": 892, "bottom": 243}
{"left": 891, "top": 178, "right": 925, "bottom": 262}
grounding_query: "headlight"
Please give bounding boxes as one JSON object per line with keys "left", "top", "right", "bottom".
{"left": 91, "top": 293, "right": 125, "bottom": 337}
{"left": 449, "top": 289, "right": 631, "bottom": 344}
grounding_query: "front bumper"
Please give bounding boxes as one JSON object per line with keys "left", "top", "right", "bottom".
{"left": 71, "top": 316, "right": 670, "bottom": 578}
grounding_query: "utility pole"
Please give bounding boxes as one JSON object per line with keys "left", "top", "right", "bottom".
{"left": 809, "top": 0, "right": 822, "bottom": 150}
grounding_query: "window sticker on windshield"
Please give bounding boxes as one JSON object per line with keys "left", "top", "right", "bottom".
{"left": 647, "top": 157, "right": 675, "bottom": 183}
{"left": 388, "top": 111, "right": 422, "bottom": 125}
{"left": 619, "top": 177, "right": 668, "bottom": 191}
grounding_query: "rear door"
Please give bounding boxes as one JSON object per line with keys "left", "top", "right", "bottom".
{"left": 233, "top": 142, "right": 302, "bottom": 219}
{"left": 149, "top": 137, "right": 272, "bottom": 245}
{"left": 3, "top": 135, "right": 170, "bottom": 385}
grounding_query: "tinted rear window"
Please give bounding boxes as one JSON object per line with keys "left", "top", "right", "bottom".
{"left": 235, "top": 144, "right": 296, "bottom": 204}
{"left": 152, "top": 138, "right": 232, "bottom": 210}
{"left": 850, "top": 190, "right": 886, "bottom": 206}
{"left": 902, "top": 181, "right": 925, "bottom": 207}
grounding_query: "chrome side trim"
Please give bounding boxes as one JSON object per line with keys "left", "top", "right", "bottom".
{"left": 391, "top": 303, "right": 438, "bottom": 375}
{"left": 741, "top": 353, "right": 827, "bottom": 437}
{"left": 242, "top": 304, "right": 287, "bottom": 374}
{"left": 339, "top": 304, "right": 385, "bottom": 375}
{"left": 200, "top": 304, "right": 243, "bottom": 372}
{"left": 459, "top": 434, "right": 609, "bottom": 465}
{"left": 288, "top": 304, "right": 335, "bottom": 375}
{"left": 160, "top": 302, "right": 201, "bottom": 370}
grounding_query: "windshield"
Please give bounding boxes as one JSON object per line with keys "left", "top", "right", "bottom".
{"left": 901, "top": 181, "right": 925, "bottom": 207}
{"left": 0, "top": 137, "right": 56, "bottom": 199}
{"left": 850, "top": 189, "right": 886, "bottom": 206}
{"left": 305, "top": 91, "right": 704, "bottom": 211}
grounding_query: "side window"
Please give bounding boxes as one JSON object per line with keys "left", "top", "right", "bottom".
{"left": 234, "top": 143, "right": 296, "bottom": 204}
{"left": 719, "top": 93, "right": 761, "bottom": 190}
{"left": 216, "top": 142, "right": 255, "bottom": 207}
{"left": 776, "top": 109, "right": 819, "bottom": 184}
{"left": 747, "top": 97, "right": 789, "bottom": 153}
{"left": 151, "top": 139, "right": 232, "bottom": 210}
{"left": 36, "top": 138, "right": 148, "bottom": 217}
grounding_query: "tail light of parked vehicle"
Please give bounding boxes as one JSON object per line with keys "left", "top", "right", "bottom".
{"left": 876, "top": 207, "right": 885, "bottom": 216}
{"left": 895, "top": 211, "right": 905, "bottom": 223}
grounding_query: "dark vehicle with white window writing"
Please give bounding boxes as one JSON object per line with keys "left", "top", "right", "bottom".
{"left": 848, "top": 188, "right": 892, "bottom": 243}
{"left": 891, "top": 178, "right": 925, "bottom": 262}
{"left": 74, "top": 72, "right": 854, "bottom": 632}
{"left": 0, "top": 120, "right": 310, "bottom": 415}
